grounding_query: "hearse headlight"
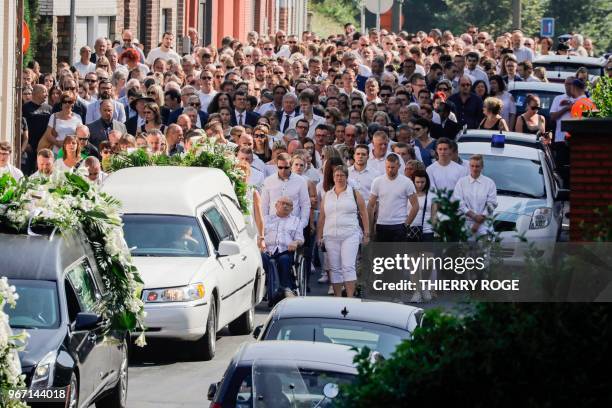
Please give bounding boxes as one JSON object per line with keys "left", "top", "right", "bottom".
{"left": 143, "top": 283, "right": 205, "bottom": 303}
{"left": 31, "top": 351, "right": 56, "bottom": 389}
{"left": 530, "top": 207, "right": 552, "bottom": 229}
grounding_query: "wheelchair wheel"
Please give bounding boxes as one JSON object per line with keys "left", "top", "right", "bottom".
{"left": 295, "top": 253, "right": 307, "bottom": 296}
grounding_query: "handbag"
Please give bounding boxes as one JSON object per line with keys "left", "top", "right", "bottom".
{"left": 37, "top": 114, "right": 56, "bottom": 152}
{"left": 406, "top": 194, "right": 427, "bottom": 242}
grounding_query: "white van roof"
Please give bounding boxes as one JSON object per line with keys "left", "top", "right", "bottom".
{"left": 102, "top": 166, "right": 238, "bottom": 216}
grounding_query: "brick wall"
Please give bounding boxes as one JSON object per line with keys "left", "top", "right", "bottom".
{"left": 279, "top": 6, "right": 288, "bottom": 32}
{"left": 143, "top": 0, "right": 161, "bottom": 53}
{"left": 569, "top": 135, "right": 612, "bottom": 240}
{"left": 176, "top": 0, "right": 184, "bottom": 51}
{"left": 56, "top": 15, "right": 71, "bottom": 64}
{"left": 122, "top": 0, "right": 139, "bottom": 39}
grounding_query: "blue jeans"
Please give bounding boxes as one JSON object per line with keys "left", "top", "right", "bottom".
{"left": 262, "top": 251, "right": 295, "bottom": 290}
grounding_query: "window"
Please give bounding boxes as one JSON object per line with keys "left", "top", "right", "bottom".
{"left": 203, "top": 207, "right": 235, "bottom": 251}
{"left": 161, "top": 9, "right": 172, "bottom": 33}
{"left": 65, "top": 260, "right": 99, "bottom": 314}
{"left": 122, "top": 214, "right": 209, "bottom": 257}
{"left": 7, "top": 280, "right": 60, "bottom": 329}
{"left": 221, "top": 196, "right": 246, "bottom": 233}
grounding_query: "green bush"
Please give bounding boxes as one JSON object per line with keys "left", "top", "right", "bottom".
{"left": 338, "top": 303, "right": 612, "bottom": 407}
{"left": 311, "top": 0, "right": 358, "bottom": 26}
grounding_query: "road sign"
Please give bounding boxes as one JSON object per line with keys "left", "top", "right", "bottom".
{"left": 22, "top": 20, "right": 30, "bottom": 53}
{"left": 365, "top": 0, "right": 393, "bottom": 15}
{"left": 540, "top": 18, "right": 555, "bottom": 38}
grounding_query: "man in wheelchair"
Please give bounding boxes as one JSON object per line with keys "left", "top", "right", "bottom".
{"left": 261, "top": 197, "right": 304, "bottom": 299}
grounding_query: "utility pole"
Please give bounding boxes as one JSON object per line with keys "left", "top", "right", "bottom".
{"left": 392, "top": 0, "right": 403, "bottom": 33}
{"left": 69, "top": 0, "right": 76, "bottom": 63}
{"left": 512, "top": 0, "right": 521, "bottom": 30}
{"left": 360, "top": 0, "right": 366, "bottom": 34}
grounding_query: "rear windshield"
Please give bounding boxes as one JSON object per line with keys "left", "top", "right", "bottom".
{"left": 533, "top": 62, "right": 602, "bottom": 76}
{"left": 122, "top": 214, "right": 209, "bottom": 257}
{"left": 511, "top": 90, "right": 561, "bottom": 112}
{"left": 265, "top": 317, "right": 410, "bottom": 358}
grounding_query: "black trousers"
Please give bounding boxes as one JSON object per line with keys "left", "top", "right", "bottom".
{"left": 375, "top": 224, "right": 407, "bottom": 242}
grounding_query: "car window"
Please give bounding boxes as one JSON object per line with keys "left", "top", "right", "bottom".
{"left": 65, "top": 259, "right": 99, "bottom": 313}
{"left": 511, "top": 90, "right": 561, "bottom": 112}
{"left": 533, "top": 62, "right": 602, "bottom": 76}
{"left": 122, "top": 214, "right": 209, "bottom": 257}
{"left": 459, "top": 154, "right": 546, "bottom": 199}
{"left": 265, "top": 318, "right": 410, "bottom": 358}
{"left": 6, "top": 280, "right": 60, "bottom": 329}
{"left": 235, "top": 375, "right": 253, "bottom": 407}
{"left": 220, "top": 195, "right": 246, "bottom": 233}
{"left": 204, "top": 207, "right": 235, "bottom": 248}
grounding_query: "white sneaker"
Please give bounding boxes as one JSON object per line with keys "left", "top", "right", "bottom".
{"left": 317, "top": 274, "right": 329, "bottom": 283}
{"left": 409, "top": 291, "right": 423, "bottom": 303}
{"left": 422, "top": 289, "right": 432, "bottom": 302}
{"left": 327, "top": 285, "right": 334, "bottom": 295}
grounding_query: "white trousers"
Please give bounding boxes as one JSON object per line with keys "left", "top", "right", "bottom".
{"left": 324, "top": 233, "right": 360, "bottom": 284}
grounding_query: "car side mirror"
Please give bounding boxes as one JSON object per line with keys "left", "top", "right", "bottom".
{"left": 73, "top": 312, "right": 103, "bottom": 331}
{"left": 218, "top": 240, "right": 240, "bottom": 257}
{"left": 555, "top": 188, "right": 570, "bottom": 201}
{"left": 207, "top": 382, "right": 218, "bottom": 401}
{"left": 253, "top": 324, "right": 263, "bottom": 339}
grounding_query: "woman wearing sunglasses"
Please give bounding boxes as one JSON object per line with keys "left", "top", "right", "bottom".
{"left": 514, "top": 94, "right": 545, "bottom": 135}
{"left": 253, "top": 125, "right": 272, "bottom": 163}
{"left": 40, "top": 92, "right": 82, "bottom": 154}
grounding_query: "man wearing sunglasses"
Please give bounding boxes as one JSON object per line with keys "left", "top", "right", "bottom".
{"left": 261, "top": 153, "right": 311, "bottom": 231}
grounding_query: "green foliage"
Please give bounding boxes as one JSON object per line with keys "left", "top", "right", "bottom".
{"left": 588, "top": 76, "right": 612, "bottom": 119}
{"left": 548, "top": 0, "right": 612, "bottom": 53}
{"left": 580, "top": 205, "right": 612, "bottom": 241}
{"left": 311, "top": 0, "right": 358, "bottom": 27}
{"left": 109, "top": 145, "right": 249, "bottom": 213}
{"left": 431, "top": 189, "right": 469, "bottom": 242}
{"left": 338, "top": 303, "right": 612, "bottom": 407}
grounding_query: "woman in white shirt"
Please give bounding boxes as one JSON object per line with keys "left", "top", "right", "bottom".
{"left": 317, "top": 166, "right": 369, "bottom": 297}
{"left": 54, "top": 135, "right": 82, "bottom": 173}
{"left": 41, "top": 92, "right": 82, "bottom": 154}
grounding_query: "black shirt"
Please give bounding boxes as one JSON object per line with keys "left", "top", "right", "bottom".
{"left": 447, "top": 92, "right": 484, "bottom": 130}
{"left": 22, "top": 101, "right": 52, "bottom": 150}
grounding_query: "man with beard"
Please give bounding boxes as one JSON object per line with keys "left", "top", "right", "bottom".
{"left": 85, "top": 79, "right": 126, "bottom": 124}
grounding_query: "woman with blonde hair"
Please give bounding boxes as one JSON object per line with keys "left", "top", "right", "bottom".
{"left": 478, "top": 97, "right": 509, "bottom": 131}
{"left": 361, "top": 101, "right": 378, "bottom": 125}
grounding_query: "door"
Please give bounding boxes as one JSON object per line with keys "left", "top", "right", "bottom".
{"left": 64, "top": 259, "right": 110, "bottom": 401}
{"left": 218, "top": 196, "right": 256, "bottom": 305}
{"left": 202, "top": 206, "right": 243, "bottom": 327}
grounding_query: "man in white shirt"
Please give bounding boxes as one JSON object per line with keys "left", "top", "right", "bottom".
{"left": 368, "top": 131, "right": 405, "bottom": 174}
{"left": 426, "top": 138, "right": 469, "bottom": 194}
{"left": 197, "top": 70, "right": 217, "bottom": 112}
{"left": 339, "top": 69, "right": 366, "bottom": 102}
{"left": 0, "top": 142, "right": 24, "bottom": 180}
{"left": 550, "top": 76, "right": 575, "bottom": 144}
{"left": 368, "top": 154, "right": 419, "bottom": 242}
{"left": 349, "top": 144, "right": 380, "bottom": 203}
{"left": 452, "top": 155, "right": 497, "bottom": 237}
{"left": 74, "top": 46, "right": 97, "bottom": 77}
{"left": 261, "top": 153, "right": 311, "bottom": 230}
{"left": 464, "top": 52, "right": 490, "bottom": 90}
{"left": 31, "top": 149, "right": 55, "bottom": 179}
{"left": 261, "top": 196, "right": 304, "bottom": 293}
{"left": 146, "top": 32, "right": 181, "bottom": 66}
{"left": 288, "top": 90, "right": 325, "bottom": 140}
{"left": 82, "top": 156, "right": 108, "bottom": 186}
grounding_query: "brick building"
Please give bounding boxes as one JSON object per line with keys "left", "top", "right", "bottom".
{"left": 37, "top": 0, "right": 310, "bottom": 72}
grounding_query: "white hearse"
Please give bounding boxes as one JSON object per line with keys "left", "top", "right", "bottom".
{"left": 103, "top": 167, "right": 264, "bottom": 360}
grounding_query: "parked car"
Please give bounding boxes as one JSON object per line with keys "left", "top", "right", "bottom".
{"left": 507, "top": 81, "right": 565, "bottom": 133}
{"left": 1, "top": 231, "right": 128, "bottom": 408}
{"left": 102, "top": 167, "right": 264, "bottom": 360}
{"left": 457, "top": 130, "right": 569, "bottom": 263}
{"left": 532, "top": 55, "right": 606, "bottom": 83}
{"left": 207, "top": 341, "right": 358, "bottom": 408}
{"left": 254, "top": 296, "right": 423, "bottom": 358}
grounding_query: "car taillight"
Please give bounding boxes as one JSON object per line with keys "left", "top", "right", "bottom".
{"left": 209, "top": 403, "right": 222, "bottom": 408}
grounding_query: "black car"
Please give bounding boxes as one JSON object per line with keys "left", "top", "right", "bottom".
{"left": 254, "top": 297, "right": 423, "bottom": 358}
{"left": 1, "top": 232, "right": 128, "bottom": 408}
{"left": 208, "top": 341, "right": 358, "bottom": 408}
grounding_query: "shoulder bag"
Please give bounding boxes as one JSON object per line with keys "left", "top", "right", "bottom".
{"left": 406, "top": 194, "right": 427, "bottom": 242}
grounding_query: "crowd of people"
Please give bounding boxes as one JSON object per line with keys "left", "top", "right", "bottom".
{"left": 4, "top": 23, "right": 610, "bottom": 301}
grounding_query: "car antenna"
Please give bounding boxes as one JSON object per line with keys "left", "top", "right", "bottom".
{"left": 341, "top": 306, "right": 349, "bottom": 318}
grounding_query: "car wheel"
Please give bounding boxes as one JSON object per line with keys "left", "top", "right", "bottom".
{"left": 96, "top": 338, "right": 128, "bottom": 408}
{"left": 193, "top": 298, "right": 217, "bottom": 360}
{"left": 68, "top": 372, "right": 79, "bottom": 408}
{"left": 228, "top": 285, "right": 255, "bottom": 335}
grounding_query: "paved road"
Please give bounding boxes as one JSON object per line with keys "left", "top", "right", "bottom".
{"left": 127, "top": 304, "right": 269, "bottom": 408}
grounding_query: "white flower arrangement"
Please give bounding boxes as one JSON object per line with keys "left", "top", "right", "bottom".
{"left": 0, "top": 171, "right": 146, "bottom": 349}
{"left": 0, "top": 277, "right": 28, "bottom": 408}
